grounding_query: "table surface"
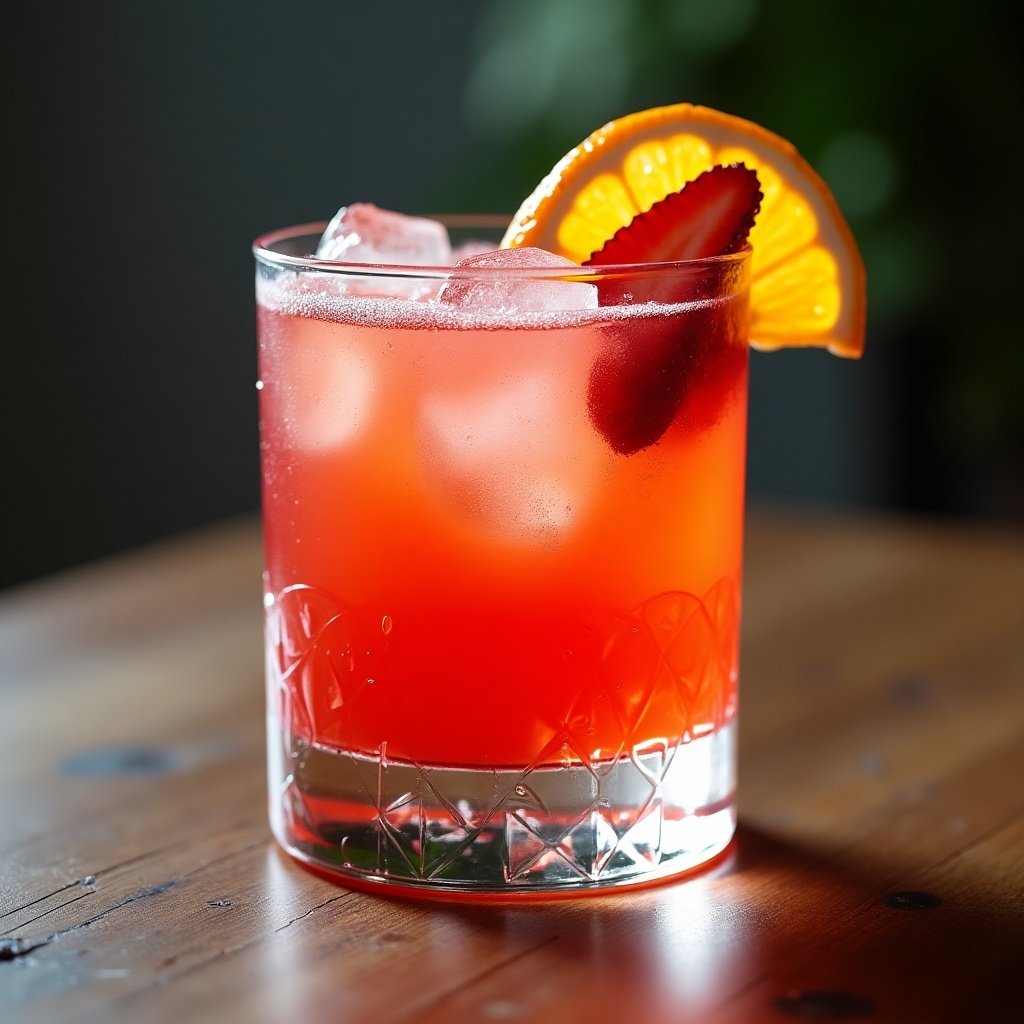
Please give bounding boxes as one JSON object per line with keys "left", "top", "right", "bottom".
{"left": 1, "top": 511, "right": 1021, "bottom": 1024}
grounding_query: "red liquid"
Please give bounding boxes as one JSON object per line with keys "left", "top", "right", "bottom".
{"left": 258, "top": 281, "right": 747, "bottom": 769}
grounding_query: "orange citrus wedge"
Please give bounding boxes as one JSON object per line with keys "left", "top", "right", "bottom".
{"left": 501, "top": 103, "right": 865, "bottom": 358}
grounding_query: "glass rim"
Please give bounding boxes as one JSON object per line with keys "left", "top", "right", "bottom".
{"left": 253, "top": 219, "right": 751, "bottom": 280}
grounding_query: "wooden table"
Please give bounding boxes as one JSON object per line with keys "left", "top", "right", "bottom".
{"left": 1, "top": 511, "right": 1021, "bottom": 1023}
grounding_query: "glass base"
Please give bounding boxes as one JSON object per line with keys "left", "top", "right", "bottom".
{"left": 269, "top": 720, "right": 736, "bottom": 895}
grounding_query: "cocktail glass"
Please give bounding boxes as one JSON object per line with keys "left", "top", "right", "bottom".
{"left": 254, "top": 222, "right": 750, "bottom": 894}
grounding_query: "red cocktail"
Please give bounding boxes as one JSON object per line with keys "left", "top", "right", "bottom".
{"left": 256, "top": 225, "right": 748, "bottom": 891}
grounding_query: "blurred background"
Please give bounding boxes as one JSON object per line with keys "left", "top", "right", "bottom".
{"left": 3, "top": 0, "right": 1021, "bottom": 589}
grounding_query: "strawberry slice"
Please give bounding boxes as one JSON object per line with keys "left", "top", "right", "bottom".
{"left": 585, "top": 164, "right": 761, "bottom": 269}
{"left": 583, "top": 165, "right": 761, "bottom": 455}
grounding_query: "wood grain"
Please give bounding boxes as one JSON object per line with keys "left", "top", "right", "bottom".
{"left": 1, "top": 511, "right": 1021, "bottom": 1023}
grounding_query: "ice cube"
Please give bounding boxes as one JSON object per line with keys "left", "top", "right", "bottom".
{"left": 420, "top": 371, "right": 605, "bottom": 539}
{"left": 316, "top": 204, "right": 451, "bottom": 265}
{"left": 276, "top": 317, "right": 375, "bottom": 451}
{"left": 437, "top": 247, "right": 598, "bottom": 313}
{"left": 315, "top": 205, "right": 451, "bottom": 300}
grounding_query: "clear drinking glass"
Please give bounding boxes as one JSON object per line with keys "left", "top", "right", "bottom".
{"left": 254, "top": 223, "right": 750, "bottom": 894}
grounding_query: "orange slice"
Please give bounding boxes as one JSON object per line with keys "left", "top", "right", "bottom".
{"left": 501, "top": 103, "right": 865, "bottom": 358}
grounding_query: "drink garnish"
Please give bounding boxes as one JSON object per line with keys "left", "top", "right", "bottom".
{"left": 502, "top": 102, "right": 865, "bottom": 359}
{"left": 502, "top": 102, "right": 866, "bottom": 454}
